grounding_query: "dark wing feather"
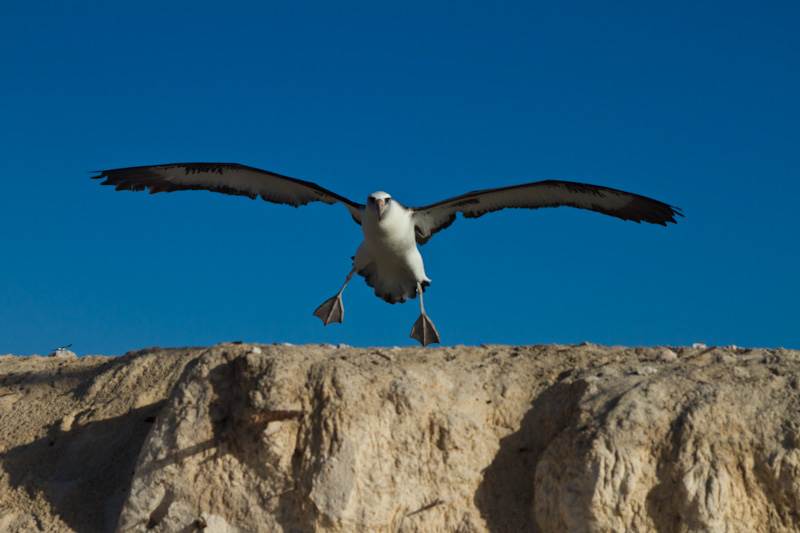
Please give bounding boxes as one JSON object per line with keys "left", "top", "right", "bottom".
{"left": 92, "top": 163, "right": 364, "bottom": 224}
{"left": 411, "top": 180, "right": 682, "bottom": 245}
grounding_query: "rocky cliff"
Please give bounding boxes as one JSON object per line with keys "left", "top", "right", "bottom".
{"left": 1, "top": 343, "right": 799, "bottom": 532}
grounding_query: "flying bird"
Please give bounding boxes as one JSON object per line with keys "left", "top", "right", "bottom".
{"left": 92, "top": 163, "right": 682, "bottom": 346}
{"left": 51, "top": 343, "right": 73, "bottom": 351}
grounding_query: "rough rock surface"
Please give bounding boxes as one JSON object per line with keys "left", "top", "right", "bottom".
{"left": 1, "top": 343, "right": 799, "bottom": 532}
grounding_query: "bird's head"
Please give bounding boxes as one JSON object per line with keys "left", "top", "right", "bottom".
{"left": 367, "top": 191, "right": 392, "bottom": 221}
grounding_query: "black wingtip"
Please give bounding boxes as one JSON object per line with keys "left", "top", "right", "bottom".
{"left": 89, "top": 170, "right": 109, "bottom": 180}
{"left": 664, "top": 205, "right": 684, "bottom": 225}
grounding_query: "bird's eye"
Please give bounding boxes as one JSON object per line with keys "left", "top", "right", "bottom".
{"left": 385, "top": 198, "right": 391, "bottom": 203}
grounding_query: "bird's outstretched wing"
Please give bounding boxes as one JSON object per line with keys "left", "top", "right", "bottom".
{"left": 92, "top": 163, "right": 365, "bottom": 224}
{"left": 411, "top": 180, "right": 682, "bottom": 245}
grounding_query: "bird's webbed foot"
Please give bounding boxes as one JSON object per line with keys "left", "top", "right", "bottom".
{"left": 314, "top": 267, "right": 356, "bottom": 326}
{"left": 313, "top": 294, "right": 344, "bottom": 325}
{"left": 410, "top": 313, "right": 440, "bottom": 347}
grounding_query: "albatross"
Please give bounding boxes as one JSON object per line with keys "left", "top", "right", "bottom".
{"left": 92, "top": 163, "right": 682, "bottom": 346}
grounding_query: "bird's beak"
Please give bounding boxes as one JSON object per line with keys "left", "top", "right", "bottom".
{"left": 376, "top": 198, "right": 385, "bottom": 220}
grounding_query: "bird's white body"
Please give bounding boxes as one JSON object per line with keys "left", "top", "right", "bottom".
{"left": 355, "top": 191, "right": 430, "bottom": 303}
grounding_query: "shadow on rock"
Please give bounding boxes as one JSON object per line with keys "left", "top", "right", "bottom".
{"left": 121, "top": 348, "right": 307, "bottom": 532}
{"left": 2, "top": 402, "right": 165, "bottom": 533}
{"left": 475, "top": 377, "right": 587, "bottom": 533}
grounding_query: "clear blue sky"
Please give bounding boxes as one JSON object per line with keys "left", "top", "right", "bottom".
{"left": 2, "top": 2, "right": 798, "bottom": 354}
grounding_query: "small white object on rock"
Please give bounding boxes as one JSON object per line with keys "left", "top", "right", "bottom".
{"left": 48, "top": 349, "right": 77, "bottom": 358}
{"left": 692, "top": 342, "right": 707, "bottom": 350}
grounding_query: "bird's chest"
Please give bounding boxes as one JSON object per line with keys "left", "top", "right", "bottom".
{"left": 362, "top": 214, "right": 416, "bottom": 258}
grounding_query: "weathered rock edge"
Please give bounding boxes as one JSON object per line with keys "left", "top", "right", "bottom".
{"left": 1, "top": 344, "right": 799, "bottom": 532}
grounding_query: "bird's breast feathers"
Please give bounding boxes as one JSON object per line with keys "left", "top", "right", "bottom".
{"left": 362, "top": 202, "right": 417, "bottom": 253}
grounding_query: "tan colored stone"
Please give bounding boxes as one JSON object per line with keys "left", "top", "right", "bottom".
{"left": 1, "top": 344, "right": 799, "bottom": 532}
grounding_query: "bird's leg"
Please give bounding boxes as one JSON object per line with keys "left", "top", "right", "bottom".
{"left": 410, "top": 282, "right": 441, "bottom": 347}
{"left": 313, "top": 268, "right": 356, "bottom": 325}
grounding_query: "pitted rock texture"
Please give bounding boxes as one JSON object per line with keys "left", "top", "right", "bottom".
{"left": 1, "top": 343, "right": 799, "bottom": 532}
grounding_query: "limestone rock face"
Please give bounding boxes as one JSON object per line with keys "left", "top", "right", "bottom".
{"left": 2, "top": 344, "right": 800, "bottom": 532}
{"left": 0, "top": 347, "right": 203, "bottom": 532}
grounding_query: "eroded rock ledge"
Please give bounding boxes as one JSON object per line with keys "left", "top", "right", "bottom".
{"left": 1, "top": 344, "right": 799, "bottom": 532}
